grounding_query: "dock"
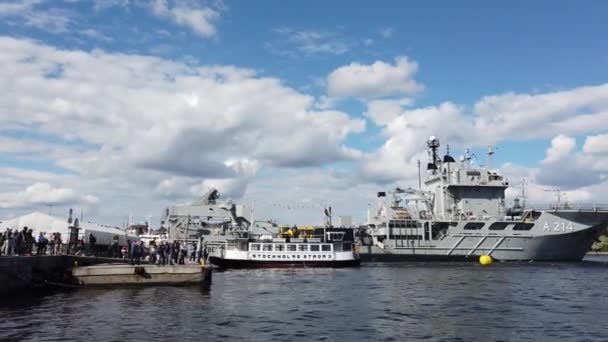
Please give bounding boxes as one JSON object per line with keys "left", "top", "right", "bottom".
{"left": 0, "top": 256, "right": 211, "bottom": 295}
{"left": 71, "top": 264, "right": 212, "bottom": 286}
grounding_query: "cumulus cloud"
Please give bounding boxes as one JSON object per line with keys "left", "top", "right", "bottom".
{"left": 364, "top": 98, "right": 413, "bottom": 126}
{"left": 359, "top": 102, "right": 471, "bottom": 182}
{"left": 583, "top": 134, "right": 608, "bottom": 154}
{"left": 0, "top": 182, "right": 98, "bottom": 209}
{"left": 326, "top": 56, "right": 423, "bottom": 98}
{"left": 543, "top": 135, "right": 576, "bottom": 163}
{"left": 356, "top": 81, "right": 608, "bottom": 184}
{"left": 474, "top": 84, "right": 608, "bottom": 142}
{"left": 0, "top": 36, "right": 365, "bottom": 219}
{"left": 150, "top": 0, "right": 221, "bottom": 38}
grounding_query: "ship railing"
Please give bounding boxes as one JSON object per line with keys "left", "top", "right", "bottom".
{"left": 524, "top": 202, "right": 608, "bottom": 212}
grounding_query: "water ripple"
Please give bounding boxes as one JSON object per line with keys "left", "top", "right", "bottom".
{"left": 2, "top": 257, "right": 608, "bottom": 341}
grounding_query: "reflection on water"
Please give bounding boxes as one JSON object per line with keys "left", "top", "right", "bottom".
{"left": 2, "top": 256, "right": 608, "bottom": 341}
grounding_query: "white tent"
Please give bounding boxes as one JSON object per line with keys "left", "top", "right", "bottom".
{"left": 0, "top": 212, "right": 138, "bottom": 245}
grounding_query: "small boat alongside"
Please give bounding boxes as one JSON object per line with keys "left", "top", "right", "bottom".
{"left": 70, "top": 264, "right": 212, "bottom": 286}
{"left": 209, "top": 227, "right": 360, "bottom": 269}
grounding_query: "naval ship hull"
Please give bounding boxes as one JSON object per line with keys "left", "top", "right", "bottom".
{"left": 360, "top": 214, "right": 608, "bottom": 262}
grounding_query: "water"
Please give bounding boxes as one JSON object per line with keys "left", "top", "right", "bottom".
{"left": 2, "top": 257, "right": 608, "bottom": 342}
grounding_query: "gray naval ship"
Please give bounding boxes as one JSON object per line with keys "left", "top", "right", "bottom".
{"left": 359, "top": 137, "right": 608, "bottom": 262}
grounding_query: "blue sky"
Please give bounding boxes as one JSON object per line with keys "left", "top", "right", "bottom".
{"left": 1, "top": 0, "right": 608, "bottom": 224}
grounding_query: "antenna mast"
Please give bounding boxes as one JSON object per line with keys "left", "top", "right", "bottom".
{"left": 417, "top": 160, "right": 421, "bottom": 189}
{"left": 487, "top": 146, "right": 496, "bottom": 170}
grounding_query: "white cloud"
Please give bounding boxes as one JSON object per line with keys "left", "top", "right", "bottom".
{"left": 80, "top": 28, "right": 113, "bottom": 42}
{"left": 583, "top": 134, "right": 608, "bottom": 154}
{"left": 326, "top": 56, "right": 423, "bottom": 98}
{"left": 0, "top": 36, "right": 365, "bottom": 219}
{"left": 358, "top": 82, "right": 608, "bottom": 186}
{"left": 93, "top": 0, "right": 130, "bottom": 11}
{"left": 0, "top": 0, "right": 72, "bottom": 33}
{"left": 269, "top": 28, "right": 352, "bottom": 56}
{"left": 150, "top": 0, "right": 221, "bottom": 38}
{"left": 474, "top": 84, "right": 608, "bottom": 142}
{"left": 359, "top": 102, "right": 469, "bottom": 182}
{"left": 543, "top": 135, "right": 576, "bottom": 163}
{"left": 364, "top": 98, "right": 413, "bottom": 126}
{"left": 379, "top": 27, "right": 393, "bottom": 38}
{"left": 0, "top": 182, "right": 98, "bottom": 209}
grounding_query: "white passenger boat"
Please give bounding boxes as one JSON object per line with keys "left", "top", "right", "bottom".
{"left": 209, "top": 228, "right": 360, "bottom": 268}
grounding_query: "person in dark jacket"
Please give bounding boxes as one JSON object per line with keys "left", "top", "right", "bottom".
{"left": 89, "top": 233, "right": 97, "bottom": 256}
{"left": 157, "top": 241, "right": 166, "bottom": 266}
{"left": 130, "top": 241, "right": 143, "bottom": 265}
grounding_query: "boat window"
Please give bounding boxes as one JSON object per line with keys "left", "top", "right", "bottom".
{"left": 489, "top": 222, "right": 508, "bottom": 230}
{"left": 321, "top": 245, "right": 331, "bottom": 252}
{"left": 298, "top": 245, "right": 308, "bottom": 251}
{"left": 274, "top": 244, "right": 284, "bottom": 251}
{"left": 250, "top": 244, "right": 261, "bottom": 251}
{"left": 287, "top": 245, "right": 297, "bottom": 251}
{"left": 310, "top": 245, "right": 320, "bottom": 251}
{"left": 464, "top": 222, "right": 485, "bottom": 230}
{"left": 343, "top": 243, "right": 352, "bottom": 250}
{"left": 263, "top": 244, "right": 273, "bottom": 251}
{"left": 513, "top": 223, "right": 534, "bottom": 231}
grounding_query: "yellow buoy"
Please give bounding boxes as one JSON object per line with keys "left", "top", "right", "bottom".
{"left": 479, "top": 255, "right": 493, "bottom": 266}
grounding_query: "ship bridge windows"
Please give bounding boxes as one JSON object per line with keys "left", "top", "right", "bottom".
{"left": 464, "top": 222, "right": 485, "bottom": 230}
{"left": 274, "top": 244, "right": 284, "bottom": 252}
{"left": 488, "top": 222, "right": 509, "bottom": 230}
{"left": 321, "top": 245, "right": 332, "bottom": 252}
{"left": 513, "top": 223, "right": 534, "bottom": 231}
{"left": 389, "top": 220, "right": 419, "bottom": 228}
{"left": 250, "top": 244, "right": 261, "bottom": 251}
{"left": 298, "top": 245, "right": 309, "bottom": 252}
{"left": 287, "top": 245, "right": 297, "bottom": 251}
{"left": 263, "top": 244, "right": 273, "bottom": 251}
{"left": 310, "top": 245, "right": 320, "bottom": 252}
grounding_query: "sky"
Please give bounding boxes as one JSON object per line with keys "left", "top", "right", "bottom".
{"left": 1, "top": 0, "right": 608, "bottom": 227}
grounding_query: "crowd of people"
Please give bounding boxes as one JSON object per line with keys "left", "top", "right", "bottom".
{"left": 0, "top": 227, "right": 64, "bottom": 256}
{"left": 127, "top": 239, "right": 209, "bottom": 266}
{"left": 1, "top": 227, "right": 211, "bottom": 266}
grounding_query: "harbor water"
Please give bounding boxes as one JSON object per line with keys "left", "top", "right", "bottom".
{"left": 2, "top": 256, "right": 608, "bottom": 341}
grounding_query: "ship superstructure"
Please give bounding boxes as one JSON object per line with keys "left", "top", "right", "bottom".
{"left": 160, "top": 188, "right": 252, "bottom": 243}
{"left": 361, "top": 137, "right": 608, "bottom": 261}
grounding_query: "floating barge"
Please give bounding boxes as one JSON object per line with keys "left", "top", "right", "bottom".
{"left": 71, "top": 264, "right": 212, "bottom": 286}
